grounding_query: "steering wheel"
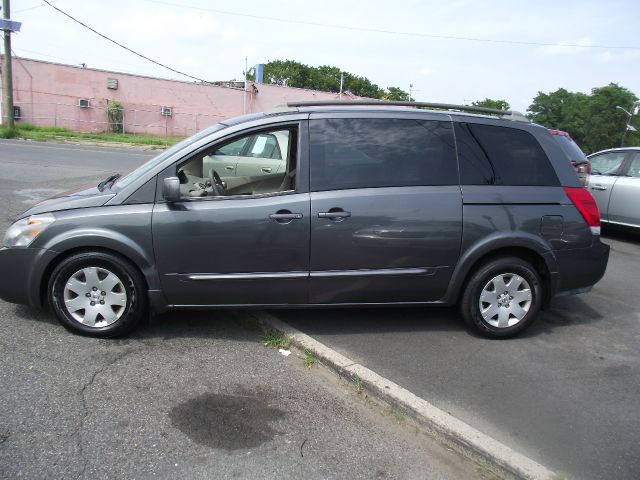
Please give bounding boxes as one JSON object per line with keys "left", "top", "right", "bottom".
{"left": 208, "top": 168, "right": 225, "bottom": 196}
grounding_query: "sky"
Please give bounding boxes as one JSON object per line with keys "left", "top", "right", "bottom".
{"left": 6, "top": 0, "right": 640, "bottom": 112}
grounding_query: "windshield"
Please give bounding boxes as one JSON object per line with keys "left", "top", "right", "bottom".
{"left": 114, "top": 123, "right": 227, "bottom": 190}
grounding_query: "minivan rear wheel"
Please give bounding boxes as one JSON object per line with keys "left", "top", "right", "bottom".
{"left": 460, "top": 257, "right": 542, "bottom": 339}
{"left": 48, "top": 251, "right": 147, "bottom": 337}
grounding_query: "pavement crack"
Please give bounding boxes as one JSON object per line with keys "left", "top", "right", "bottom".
{"left": 300, "top": 438, "right": 307, "bottom": 458}
{"left": 72, "top": 347, "right": 143, "bottom": 480}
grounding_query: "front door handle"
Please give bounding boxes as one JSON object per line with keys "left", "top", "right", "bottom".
{"left": 261, "top": 167, "right": 272, "bottom": 173}
{"left": 590, "top": 184, "right": 607, "bottom": 191}
{"left": 318, "top": 208, "right": 351, "bottom": 221}
{"left": 225, "top": 165, "right": 235, "bottom": 171}
{"left": 269, "top": 210, "right": 303, "bottom": 224}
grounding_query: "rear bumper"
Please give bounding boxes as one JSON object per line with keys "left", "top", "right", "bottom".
{"left": 0, "top": 247, "right": 57, "bottom": 307}
{"left": 552, "top": 239, "right": 610, "bottom": 296}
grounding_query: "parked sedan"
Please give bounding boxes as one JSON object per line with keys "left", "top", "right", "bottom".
{"left": 588, "top": 147, "right": 640, "bottom": 229}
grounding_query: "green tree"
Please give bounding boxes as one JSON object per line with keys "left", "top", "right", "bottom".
{"left": 251, "top": 59, "right": 400, "bottom": 99}
{"left": 528, "top": 84, "right": 638, "bottom": 153}
{"left": 384, "top": 86, "right": 411, "bottom": 101}
{"left": 472, "top": 98, "right": 510, "bottom": 111}
{"left": 585, "top": 84, "right": 639, "bottom": 151}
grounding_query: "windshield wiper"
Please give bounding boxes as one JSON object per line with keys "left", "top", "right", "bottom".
{"left": 98, "top": 174, "right": 121, "bottom": 192}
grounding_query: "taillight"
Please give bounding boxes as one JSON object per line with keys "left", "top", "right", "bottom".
{"left": 564, "top": 187, "right": 601, "bottom": 235}
{"left": 575, "top": 163, "right": 591, "bottom": 175}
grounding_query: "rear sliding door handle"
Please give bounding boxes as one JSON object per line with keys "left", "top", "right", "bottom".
{"left": 590, "top": 185, "right": 607, "bottom": 191}
{"left": 318, "top": 209, "right": 351, "bottom": 220}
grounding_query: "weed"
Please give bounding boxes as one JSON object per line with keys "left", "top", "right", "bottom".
{"left": 476, "top": 462, "right": 503, "bottom": 480}
{"left": 303, "top": 350, "right": 315, "bottom": 369}
{"left": 354, "top": 374, "right": 364, "bottom": 394}
{"left": 0, "top": 127, "right": 17, "bottom": 139}
{"left": 387, "top": 405, "right": 405, "bottom": 422}
{"left": 263, "top": 330, "right": 291, "bottom": 349}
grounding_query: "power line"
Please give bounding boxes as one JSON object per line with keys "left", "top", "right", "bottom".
{"left": 13, "top": 2, "right": 48, "bottom": 14}
{"left": 140, "top": 0, "right": 640, "bottom": 51}
{"left": 40, "top": 0, "right": 213, "bottom": 83}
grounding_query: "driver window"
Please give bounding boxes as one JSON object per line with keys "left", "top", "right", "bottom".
{"left": 177, "top": 128, "right": 297, "bottom": 198}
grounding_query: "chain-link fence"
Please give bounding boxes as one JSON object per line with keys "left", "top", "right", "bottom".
{"left": 12, "top": 99, "right": 226, "bottom": 138}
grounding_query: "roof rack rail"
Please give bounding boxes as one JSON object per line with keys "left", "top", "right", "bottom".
{"left": 271, "top": 100, "right": 529, "bottom": 122}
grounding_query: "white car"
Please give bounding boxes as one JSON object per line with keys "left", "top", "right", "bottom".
{"left": 588, "top": 147, "right": 640, "bottom": 229}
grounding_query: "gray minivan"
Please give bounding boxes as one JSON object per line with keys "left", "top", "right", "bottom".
{"left": 0, "top": 101, "right": 609, "bottom": 339}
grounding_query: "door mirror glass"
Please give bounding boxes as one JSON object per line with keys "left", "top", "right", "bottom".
{"left": 163, "top": 177, "right": 181, "bottom": 202}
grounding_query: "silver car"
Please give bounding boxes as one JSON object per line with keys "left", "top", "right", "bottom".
{"left": 588, "top": 147, "right": 640, "bottom": 229}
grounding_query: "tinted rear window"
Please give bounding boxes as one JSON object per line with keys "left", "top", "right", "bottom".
{"left": 310, "top": 118, "right": 457, "bottom": 191}
{"left": 455, "top": 123, "right": 559, "bottom": 186}
{"left": 552, "top": 135, "right": 588, "bottom": 163}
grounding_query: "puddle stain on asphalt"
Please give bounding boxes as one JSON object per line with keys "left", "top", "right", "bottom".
{"left": 169, "top": 392, "right": 286, "bottom": 450}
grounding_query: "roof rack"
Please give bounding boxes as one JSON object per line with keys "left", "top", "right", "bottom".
{"left": 270, "top": 100, "right": 529, "bottom": 122}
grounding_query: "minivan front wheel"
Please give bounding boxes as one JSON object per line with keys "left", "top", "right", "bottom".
{"left": 48, "top": 252, "right": 147, "bottom": 337}
{"left": 460, "top": 257, "right": 542, "bottom": 338}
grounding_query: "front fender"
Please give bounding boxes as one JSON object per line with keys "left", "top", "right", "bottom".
{"left": 27, "top": 205, "right": 163, "bottom": 307}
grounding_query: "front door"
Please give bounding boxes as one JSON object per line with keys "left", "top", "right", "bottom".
{"left": 153, "top": 124, "right": 309, "bottom": 306}
{"left": 307, "top": 116, "right": 463, "bottom": 304}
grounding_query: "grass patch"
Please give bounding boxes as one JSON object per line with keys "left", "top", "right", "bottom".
{"left": 1, "top": 123, "right": 182, "bottom": 146}
{"left": 387, "top": 405, "right": 405, "bottom": 422}
{"left": 354, "top": 374, "right": 364, "bottom": 394}
{"left": 263, "top": 329, "right": 291, "bottom": 349}
{"left": 303, "top": 349, "right": 315, "bottom": 369}
{"left": 476, "top": 462, "right": 503, "bottom": 480}
{"left": 0, "top": 126, "right": 18, "bottom": 139}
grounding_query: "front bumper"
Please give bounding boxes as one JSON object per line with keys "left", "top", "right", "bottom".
{"left": 0, "top": 247, "right": 57, "bottom": 306}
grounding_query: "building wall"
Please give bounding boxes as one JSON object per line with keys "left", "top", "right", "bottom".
{"left": 1, "top": 56, "right": 350, "bottom": 137}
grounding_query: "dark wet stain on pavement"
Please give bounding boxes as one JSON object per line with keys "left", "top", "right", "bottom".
{"left": 169, "top": 391, "right": 286, "bottom": 450}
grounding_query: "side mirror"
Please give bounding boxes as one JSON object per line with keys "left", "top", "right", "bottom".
{"left": 163, "top": 177, "right": 181, "bottom": 202}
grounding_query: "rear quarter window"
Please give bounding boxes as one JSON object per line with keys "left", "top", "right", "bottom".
{"left": 455, "top": 123, "right": 560, "bottom": 186}
{"left": 310, "top": 118, "right": 457, "bottom": 191}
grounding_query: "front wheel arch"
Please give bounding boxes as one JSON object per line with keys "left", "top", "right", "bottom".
{"left": 40, "top": 247, "right": 149, "bottom": 312}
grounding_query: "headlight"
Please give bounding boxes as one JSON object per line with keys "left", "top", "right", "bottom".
{"left": 3, "top": 213, "right": 55, "bottom": 248}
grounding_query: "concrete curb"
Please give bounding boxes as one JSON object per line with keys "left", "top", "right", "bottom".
{"left": 253, "top": 311, "right": 557, "bottom": 480}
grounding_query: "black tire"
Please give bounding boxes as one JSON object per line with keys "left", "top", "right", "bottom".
{"left": 459, "top": 256, "right": 542, "bottom": 339}
{"left": 48, "top": 251, "right": 147, "bottom": 337}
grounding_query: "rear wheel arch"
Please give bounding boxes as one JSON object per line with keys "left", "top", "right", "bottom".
{"left": 459, "top": 255, "right": 543, "bottom": 338}
{"left": 451, "top": 245, "right": 553, "bottom": 306}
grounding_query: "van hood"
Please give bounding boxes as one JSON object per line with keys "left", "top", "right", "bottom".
{"left": 18, "top": 184, "right": 115, "bottom": 218}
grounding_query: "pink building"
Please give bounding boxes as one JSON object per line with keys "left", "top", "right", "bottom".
{"left": 1, "top": 56, "right": 355, "bottom": 137}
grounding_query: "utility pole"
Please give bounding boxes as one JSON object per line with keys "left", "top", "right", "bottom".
{"left": 2, "top": 0, "right": 15, "bottom": 129}
{"left": 243, "top": 56, "right": 247, "bottom": 115}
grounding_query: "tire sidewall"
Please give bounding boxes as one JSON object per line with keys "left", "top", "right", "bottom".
{"left": 464, "top": 258, "right": 542, "bottom": 338}
{"left": 49, "top": 252, "right": 146, "bottom": 337}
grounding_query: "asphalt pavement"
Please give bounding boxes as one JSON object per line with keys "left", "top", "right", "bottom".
{"left": 273, "top": 230, "right": 640, "bottom": 480}
{"left": 0, "top": 140, "right": 482, "bottom": 480}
